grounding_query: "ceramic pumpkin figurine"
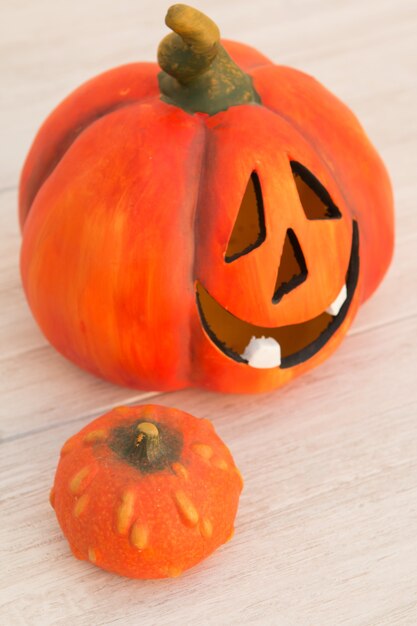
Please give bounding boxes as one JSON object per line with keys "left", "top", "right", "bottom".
{"left": 19, "top": 4, "right": 394, "bottom": 393}
{"left": 50, "top": 404, "right": 242, "bottom": 578}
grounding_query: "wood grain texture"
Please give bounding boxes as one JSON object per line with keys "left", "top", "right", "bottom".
{"left": 0, "top": 0, "right": 416, "bottom": 624}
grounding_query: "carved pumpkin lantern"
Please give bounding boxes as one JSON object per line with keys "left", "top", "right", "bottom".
{"left": 19, "top": 4, "right": 394, "bottom": 393}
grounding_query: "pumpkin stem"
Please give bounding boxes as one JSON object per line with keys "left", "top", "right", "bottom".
{"left": 157, "top": 4, "right": 261, "bottom": 114}
{"left": 135, "top": 422, "right": 160, "bottom": 463}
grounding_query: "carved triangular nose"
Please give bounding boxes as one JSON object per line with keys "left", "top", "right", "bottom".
{"left": 272, "top": 229, "right": 308, "bottom": 304}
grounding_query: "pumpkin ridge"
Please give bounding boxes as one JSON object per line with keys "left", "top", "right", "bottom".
{"left": 23, "top": 95, "right": 159, "bottom": 224}
{"left": 188, "top": 120, "right": 210, "bottom": 382}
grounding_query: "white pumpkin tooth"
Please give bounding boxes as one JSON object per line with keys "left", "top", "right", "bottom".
{"left": 326, "top": 285, "right": 347, "bottom": 316}
{"left": 241, "top": 336, "right": 281, "bottom": 368}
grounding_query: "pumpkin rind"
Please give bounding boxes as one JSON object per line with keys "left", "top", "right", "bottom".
{"left": 51, "top": 405, "right": 243, "bottom": 579}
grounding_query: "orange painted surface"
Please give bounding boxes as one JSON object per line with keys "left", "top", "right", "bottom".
{"left": 19, "top": 40, "right": 394, "bottom": 393}
{"left": 51, "top": 405, "right": 243, "bottom": 579}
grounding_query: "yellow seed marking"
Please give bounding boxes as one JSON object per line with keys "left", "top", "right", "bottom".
{"left": 171, "top": 462, "right": 189, "bottom": 480}
{"left": 167, "top": 566, "right": 182, "bottom": 578}
{"left": 60, "top": 439, "right": 76, "bottom": 456}
{"left": 88, "top": 547, "right": 96, "bottom": 563}
{"left": 173, "top": 490, "right": 199, "bottom": 527}
{"left": 212, "top": 457, "right": 228, "bottom": 470}
{"left": 70, "top": 545, "right": 84, "bottom": 560}
{"left": 116, "top": 491, "right": 136, "bottom": 534}
{"left": 114, "top": 406, "right": 131, "bottom": 414}
{"left": 227, "top": 527, "right": 235, "bottom": 542}
{"left": 49, "top": 487, "right": 55, "bottom": 509}
{"left": 235, "top": 467, "right": 244, "bottom": 488}
{"left": 130, "top": 522, "right": 149, "bottom": 550}
{"left": 191, "top": 443, "right": 213, "bottom": 460}
{"left": 73, "top": 493, "right": 89, "bottom": 518}
{"left": 199, "top": 518, "right": 213, "bottom": 539}
{"left": 84, "top": 429, "right": 107, "bottom": 444}
{"left": 69, "top": 466, "right": 90, "bottom": 495}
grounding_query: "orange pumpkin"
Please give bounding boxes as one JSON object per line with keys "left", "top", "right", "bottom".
{"left": 50, "top": 404, "right": 242, "bottom": 578}
{"left": 19, "top": 4, "right": 394, "bottom": 393}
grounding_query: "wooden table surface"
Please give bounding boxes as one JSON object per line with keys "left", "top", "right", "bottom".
{"left": 1, "top": 1, "right": 416, "bottom": 624}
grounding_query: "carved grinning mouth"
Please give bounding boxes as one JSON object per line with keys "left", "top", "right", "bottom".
{"left": 196, "top": 221, "right": 359, "bottom": 369}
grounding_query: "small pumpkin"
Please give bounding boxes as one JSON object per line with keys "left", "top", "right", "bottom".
{"left": 50, "top": 404, "right": 243, "bottom": 579}
{"left": 19, "top": 4, "right": 394, "bottom": 393}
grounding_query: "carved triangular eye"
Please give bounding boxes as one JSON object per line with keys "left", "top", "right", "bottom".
{"left": 225, "top": 172, "right": 266, "bottom": 263}
{"left": 291, "top": 161, "right": 342, "bottom": 220}
{"left": 272, "top": 229, "right": 308, "bottom": 303}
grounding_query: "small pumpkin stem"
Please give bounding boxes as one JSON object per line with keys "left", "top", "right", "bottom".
{"left": 135, "top": 422, "right": 160, "bottom": 463}
{"left": 157, "top": 4, "right": 261, "bottom": 114}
